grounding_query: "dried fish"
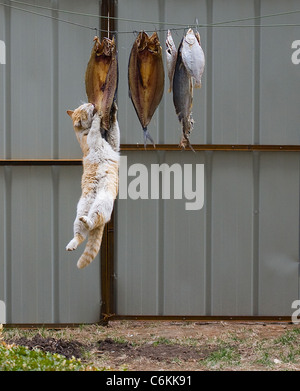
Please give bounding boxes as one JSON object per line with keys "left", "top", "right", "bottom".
{"left": 172, "top": 38, "right": 194, "bottom": 150}
{"left": 181, "top": 28, "right": 205, "bottom": 88}
{"left": 165, "top": 30, "right": 177, "bottom": 93}
{"left": 128, "top": 31, "right": 165, "bottom": 147}
{"left": 85, "top": 36, "right": 118, "bottom": 131}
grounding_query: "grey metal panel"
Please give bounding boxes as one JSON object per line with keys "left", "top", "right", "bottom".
{"left": 260, "top": 0, "right": 300, "bottom": 144}
{"left": 10, "top": 1, "right": 53, "bottom": 159}
{"left": 0, "top": 169, "right": 5, "bottom": 306}
{"left": 0, "top": 4, "right": 5, "bottom": 158}
{"left": 0, "top": 1, "right": 102, "bottom": 324}
{"left": 116, "top": 150, "right": 300, "bottom": 317}
{"left": 10, "top": 167, "right": 54, "bottom": 323}
{"left": 258, "top": 153, "right": 299, "bottom": 315}
{"left": 58, "top": 0, "right": 100, "bottom": 159}
{"left": 162, "top": 151, "right": 206, "bottom": 315}
{"left": 2, "top": 0, "right": 99, "bottom": 159}
{"left": 0, "top": 166, "right": 101, "bottom": 323}
{"left": 211, "top": 152, "right": 254, "bottom": 315}
{"left": 58, "top": 166, "right": 101, "bottom": 323}
{"left": 115, "top": 152, "right": 160, "bottom": 315}
{"left": 212, "top": 0, "right": 255, "bottom": 144}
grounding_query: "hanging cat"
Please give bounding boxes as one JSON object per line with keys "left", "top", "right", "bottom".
{"left": 66, "top": 101, "right": 120, "bottom": 269}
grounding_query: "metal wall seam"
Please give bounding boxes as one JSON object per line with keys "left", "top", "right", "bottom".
{"left": 3, "top": 0, "right": 12, "bottom": 324}
{"left": 252, "top": 0, "right": 261, "bottom": 316}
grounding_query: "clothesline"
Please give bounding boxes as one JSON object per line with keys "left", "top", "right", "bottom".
{"left": 0, "top": 0, "right": 300, "bottom": 36}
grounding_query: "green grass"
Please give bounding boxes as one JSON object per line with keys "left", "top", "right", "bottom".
{"left": 152, "top": 337, "right": 173, "bottom": 346}
{"left": 203, "top": 344, "right": 241, "bottom": 368}
{"left": 0, "top": 342, "right": 87, "bottom": 371}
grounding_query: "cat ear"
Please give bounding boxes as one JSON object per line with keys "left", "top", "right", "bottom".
{"left": 66, "top": 110, "right": 74, "bottom": 118}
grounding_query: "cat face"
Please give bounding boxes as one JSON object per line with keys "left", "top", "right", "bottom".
{"left": 67, "top": 103, "right": 95, "bottom": 131}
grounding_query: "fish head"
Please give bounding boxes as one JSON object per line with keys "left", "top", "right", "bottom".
{"left": 102, "top": 36, "right": 116, "bottom": 56}
{"left": 92, "top": 35, "right": 116, "bottom": 57}
{"left": 184, "top": 28, "right": 196, "bottom": 46}
{"left": 136, "top": 31, "right": 161, "bottom": 54}
{"left": 166, "top": 30, "right": 177, "bottom": 56}
{"left": 136, "top": 31, "right": 149, "bottom": 51}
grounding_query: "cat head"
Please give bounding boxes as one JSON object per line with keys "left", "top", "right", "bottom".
{"left": 67, "top": 103, "right": 96, "bottom": 153}
{"left": 67, "top": 103, "right": 96, "bottom": 130}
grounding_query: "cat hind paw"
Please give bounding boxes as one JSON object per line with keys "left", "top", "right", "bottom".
{"left": 79, "top": 216, "right": 92, "bottom": 229}
{"left": 66, "top": 238, "right": 78, "bottom": 251}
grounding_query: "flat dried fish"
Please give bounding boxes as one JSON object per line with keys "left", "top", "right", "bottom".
{"left": 85, "top": 36, "right": 118, "bottom": 131}
{"left": 181, "top": 28, "right": 205, "bottom": 88}
{"left": 165, "top": 30, "right": 177, "bottom": 93}
{"left": 128, "top": 31, "right": 165, "bottom": 147}
{"left": 172, "top": 38, "right": 194, "bottom": 150}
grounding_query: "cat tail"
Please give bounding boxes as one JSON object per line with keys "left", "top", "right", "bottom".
{"left": 77, "top": 225, "right": 105, "bottom": 269}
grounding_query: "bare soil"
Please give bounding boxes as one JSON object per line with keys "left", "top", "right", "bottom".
{"left": 5, "top": 320, "right": 300, "bottom": 371}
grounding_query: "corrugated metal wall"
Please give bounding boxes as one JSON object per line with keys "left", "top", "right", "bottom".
{"left": 0, "top": 0, "right": 102, "bottom": 323}
{"left": 115, "top": 0, "right": 300, "bottom": 317}
{"left": 0, "top": 0, "right": 299, "bottom": 323}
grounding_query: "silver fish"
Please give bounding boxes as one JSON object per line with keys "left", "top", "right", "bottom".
{"left": 181, "top": 28, "right": 205, "bottom": 88}
{"left": 172, "top": 38, "right": 194, "bottom": 150}
{"left": 165, "top": 30, "right": 177, "bottom": 93}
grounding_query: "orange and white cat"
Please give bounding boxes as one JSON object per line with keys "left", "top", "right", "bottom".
{"left": 66, "top": 102, "right": 120, "bottom": 269}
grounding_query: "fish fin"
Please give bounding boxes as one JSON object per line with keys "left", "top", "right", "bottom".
{"left": 180, "top": 134, "right": 195, "bottom": 153}
{"left": 143, "top": 127, "right": 155, "bottom": 149}
{"left": 187, "top": 139, "right": 196, "bottom": 153}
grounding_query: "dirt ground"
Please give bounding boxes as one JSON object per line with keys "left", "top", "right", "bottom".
{"left": 4, "top": 320, "right": 300, "bottom": 371}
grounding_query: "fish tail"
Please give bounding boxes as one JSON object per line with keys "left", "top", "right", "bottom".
{"left": 180, "top": 134, "right": 195, "bottom": 152}
{"left": 143, "top": 127, "right": 156, "bottom": 149}
{"left": 194, "top": 80, "right": 202, "bottom": 88}
{"left": 180, "top": 117, "right": 195, "bottom": 152}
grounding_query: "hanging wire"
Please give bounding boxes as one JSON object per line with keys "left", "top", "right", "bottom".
{"left": 1, "top": 0, "right": 300, "bottom": 34}
{"left": 0, "top": 1, "right": 99, "bottom": 32}
{"left": 6, "top": 0, "right": 300, "bottom": 27}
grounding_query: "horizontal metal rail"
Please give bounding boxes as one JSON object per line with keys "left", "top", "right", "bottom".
{"left": 121, "top": 144, "right": 300, "bottom": 152}
{"left": 1, "top": 144, "right": 300, "bottom": 165}
{"left": 108, "top": 315, "right": 292, "bottom": 323}
{"left": 2, "top": 315, "right": 292, "bottom": 328}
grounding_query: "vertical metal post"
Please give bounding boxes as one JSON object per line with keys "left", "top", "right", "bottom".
{"left": 99, "top": 0, "right": 117, "bottom": 323}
